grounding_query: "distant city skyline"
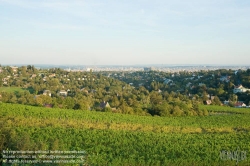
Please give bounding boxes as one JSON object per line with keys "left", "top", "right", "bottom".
{"left": 1, "top": 0, "right": 250, "bottom": 65}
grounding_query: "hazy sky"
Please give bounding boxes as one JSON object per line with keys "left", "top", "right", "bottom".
{"left": 1, "top": 0, "right": 250, "bottom": 65}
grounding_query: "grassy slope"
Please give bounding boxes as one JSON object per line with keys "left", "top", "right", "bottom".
{"left": 0, "top": 86, "right": 34, "bottom": 94}
{"left": 1, "top": 103, "right": 250, "bottom": 165}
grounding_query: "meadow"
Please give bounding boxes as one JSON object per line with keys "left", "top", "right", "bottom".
{"left": 1, "top": 103, "right": 250, "bottom": 165}
{"left": 0, "top": 86, "right": 34, "bottom": 94}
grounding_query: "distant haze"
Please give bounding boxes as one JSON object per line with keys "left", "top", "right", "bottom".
{"left": 1, "top": 0, "right": 250, "bottom": 65}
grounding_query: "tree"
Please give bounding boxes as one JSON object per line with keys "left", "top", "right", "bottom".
{"left": 212, "top": 96, "right": 222, "bottom": 105}
{"left": 172, "top": 106, "right": 183, "bottom": 116}
{"left": 152, "top": 102, "right": 170, "bottom": 116}
{"left": 229, "top": 94, "right": 238, "bottom": 102}
{"left": 150, "top": 91, "right": 162, "bottom": 105}
{"left": 110, "top": 96, "right": 120, "bottom": 108}
{"left": 74, "top": 100, "right": 89, "bottom": 110}
{"left": 64, "top": 97, "right": 75, "bottom": 109}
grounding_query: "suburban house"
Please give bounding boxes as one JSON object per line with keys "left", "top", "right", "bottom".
{"left": 30, "top": 74, "right": 37, "bottom": 78}
{"left": 80, "top": 88, "right": 88, "bottom": 94}
{"left": 100, "top": 101, "right": 110, "bottom": 109}
{"left": 204, "top": 95, "right": 215, "bottom": 105}
{"left": 49, "top": 73, "right": 56, "bottom": 78}
{"left": 58, "top": 90, "right": 68, "bottom": 96}
{"left": 220, "top": 76, "right": 230, "bottom": 82}
{"left": 234, "top": 101, "right": 246, "bottom": 108}
{"left": 144, "top": 67, "right": 155, "bottom": 71}
{"left": 34, "top": 95, "right": 40, "bottom": 99}
{"left": 163, "top": 79, "right": 173, "bottom": 85}
{"left": 233, "top": 85, "right": 250, "bottom": 93}
{"left": 2, "top": 78, "right": 8, "bottom": 85}
{"left": 11, "top": 66, "right": 18, "bottom": 72}
{"left": 44, "top": 104, "right": 53, "bottom": 108}
{"left": 204, "top": 100, "right": 212, "bottom": 105}
{"left": 186, "top": 82, "right": 192, "bottom": 88}
{"left": 43, "top": 90, "right": 51, "bottom": 97}
{"left": 223, "top": 100, "right": 230, "bottom": 105}
{"left": 198, "top": 83, "right": 205, "bottom": 86}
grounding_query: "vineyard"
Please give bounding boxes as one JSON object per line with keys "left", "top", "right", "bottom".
{"left": 1, "top": 103, "right": 250, "bottom": 165}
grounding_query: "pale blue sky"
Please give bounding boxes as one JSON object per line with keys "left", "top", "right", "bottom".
{"left": 1, "top": 0, "right": 250, "bottom": 65}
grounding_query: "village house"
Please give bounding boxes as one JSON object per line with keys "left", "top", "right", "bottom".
{"left": 234, "top": 101, "right": 246, "bottom": 108}
{"left": 30, "top": 74, "right": 37, "bottom": 79}
{"left": 233, "top": 85, "right": 250, "bottom": 93}
{"left": 100, "top": 101, "right": 110, "bottom": 109}
{"left": 11, "top": 66, "right": 18, "bottom": 72}
{"left": 44, "top": 104, "right": 53, "bottom": 108}
{"left": 223, "top": 100, "right": 230, "bottom": 105}
{"left": 80, "top": 88, "right": 88, "bottom": 94}
{"left": 34, "top": 95, "right": 40, "bottom": 99}
{"left": 163, "top": 79, "right": 173, "bottom": 85}
{"left": 49, "top": 73, "right": 56, "bottom": 78}
{"left": 43, "top": 90, "right": 51, "bottom": 97}
{"left": 204, "top": 100, "right": 212, "bottom": 105}
{"left": 186, "top": 82, "right": 192, "bottom": 88}
{"left": 198, "top": 83, "right": 205, "bottom": 86}
{"left": 220, "top": 76, "right": 230, "bottom": 82}
{"left": 58, "top": 90, "right": 68, "bottom": 96}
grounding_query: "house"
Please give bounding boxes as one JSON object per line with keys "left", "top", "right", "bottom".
{"left": 58, "top": 90, "right": 68, "bottom": 96}
{"left": 30, "top": 74, "right": 37, "bottom": 78}
{"left": 220, "top": 76, "right": 230, "bottom": 83}
{"left": 204, "top": 100, "right": 212, "bottom": 105}
{"left": 80, "top": 88, "right": 88, "bottom": 94}
{"left": 49, "top": 73, "right": 56, "bottom": 78}
{"left": 34, "top": 95, "right": 40, "bottom": 99}
{"left": 198, "top": 76, "right": 203, "bottom": 79}
{"left": 144, "top": 67, "right": 155, "bottom": 71}
{"left": 198, "top": 83, "right": 205, "bottom": 86}
{"left": 224, "top": 100, "right": 230, "bottom": 105}
{"left": 43, "top": 90, "right": 51, "bottom": 97}
{"left": 210, "top": 96, "right": 215, "bottom": 100}
{"left": 234, "top": 101, "right": 246, "bottom": 108}
{"left": 100, "top": 101, "right": 110, "bottom": 109}
{"left": 44, "top": 104, "right": 53, "bottom": 108}
{"left": 186, "top": 82, "right": 192, "bottom": 88}
{"left": 163, "top": 79, "right": 173, "bottom": 85}
{"left": 11, "top": 66, "right": 18, "bottom": 72}
{"left": 233, "top": 85, "right": 250, "bottom": 93}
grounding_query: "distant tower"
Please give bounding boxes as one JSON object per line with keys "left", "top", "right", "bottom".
{"left": 144, "top": 67, "right": 155, "bottom": 71}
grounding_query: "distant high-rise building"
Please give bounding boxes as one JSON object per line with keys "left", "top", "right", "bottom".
{"left": 86, "top": 68, "right": 93, "bottom": 72}
{"left": 144, "top": 67, "right": 155, "bottom": 71}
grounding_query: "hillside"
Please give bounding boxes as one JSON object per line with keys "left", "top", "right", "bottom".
{"left": 1, "top": 66, "right": 250, "bottom": 118}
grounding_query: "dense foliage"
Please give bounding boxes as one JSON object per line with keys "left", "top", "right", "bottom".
{"left": 105, "top": 69, "right": 250, "bottom": 105}
{"left": 0, "top": 65, "right": 214, "bottom": 117}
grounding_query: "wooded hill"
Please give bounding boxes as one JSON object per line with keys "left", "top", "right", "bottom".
{"left": 0, "top": 65, "right": 250, "bottom": 116}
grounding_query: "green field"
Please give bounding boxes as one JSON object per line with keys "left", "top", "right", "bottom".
{"left": 0, "top": 87, "right": 34, "bottom": 94}
{"left": 1, "top": 103, "right": 250, "bottom": 165}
